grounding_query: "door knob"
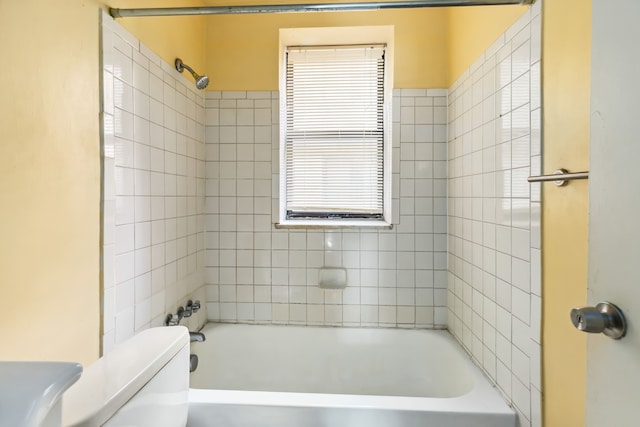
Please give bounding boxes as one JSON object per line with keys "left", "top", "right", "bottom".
{"left": 570, "top": 301, "right": 627, "bottom": 339}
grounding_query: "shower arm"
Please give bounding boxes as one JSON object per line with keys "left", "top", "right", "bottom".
{"left": 177, "top": 61, "right": 198, "bottom": 78}
{"left": 110, "top": 0, "right": 536, "bottom": 18}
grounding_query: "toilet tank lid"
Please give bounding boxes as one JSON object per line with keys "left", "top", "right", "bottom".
{"left": 62, "top": 326, "right": 189, "bottom": 426}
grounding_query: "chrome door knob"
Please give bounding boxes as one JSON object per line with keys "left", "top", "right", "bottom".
{"left": 570, "top": 301, "right": 627, "bottom": 339}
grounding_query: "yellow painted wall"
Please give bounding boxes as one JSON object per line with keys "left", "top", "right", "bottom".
{"left": 446, "top": 5, "right": 528, "bottom": 85}
{"left": 541, "top": 0, "right": 590, "bottom": 425}
{"left": 110, "top": 0, "right": 207, "bottom": 74}
{"left": 0, "top": 0, "right": 102, "bottom": 365}
{"left": 204, "top": 4, "right": 529, "bottom": 91}
{"left": 0, "top": 0, "right": 206, "bottom": 365}
{"left": 205, "top": 9, "right": 448, "bottom": 90}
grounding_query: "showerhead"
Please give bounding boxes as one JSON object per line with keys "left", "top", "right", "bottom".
{"left": 194, "top": 74, "right": 209, "bottom": 90}
{"left": 175, "top": 58, "right": 209, "bottom": 90}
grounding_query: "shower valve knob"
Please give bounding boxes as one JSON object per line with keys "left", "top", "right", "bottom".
{"left": 184, "top": 300, "right": 195, "bottom": 317}
{"left": 165, "top": 313, "right": 179, "bottom": 326}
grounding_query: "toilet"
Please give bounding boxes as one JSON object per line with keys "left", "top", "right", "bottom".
{"left": 62, "top": 326, "right": 190, "bottom": 427}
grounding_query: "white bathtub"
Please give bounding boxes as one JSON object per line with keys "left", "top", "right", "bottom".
{"left": 187, "top": 323, "right": 515, "bottom": 427}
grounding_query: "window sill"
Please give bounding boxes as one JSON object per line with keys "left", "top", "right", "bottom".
{"left": 275, "top": 220, "right": 393, "bottom": 230}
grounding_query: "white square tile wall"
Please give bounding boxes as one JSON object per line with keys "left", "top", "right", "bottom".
{"left": 447, "top": 5, "right": 541, "bottom": 427}
{"left": 101, "top": 12, "right": 207, "bottom": 353}
{"left": 204, "top": 89, "right": 449, "bottom": 328}
{"left": 100, "top": 9, "right": 542, "bottom": 425}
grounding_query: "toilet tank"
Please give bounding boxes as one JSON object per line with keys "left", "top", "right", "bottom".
{"left": 63, "top": 327, "right": 189, "bottom": 427}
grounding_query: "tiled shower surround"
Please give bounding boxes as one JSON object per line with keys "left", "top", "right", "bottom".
{"left": 204, "top": 89, "right": 449, "bottom": 327}
{"left": 447, "top": 5, "right": 542, "bottom": 427}
{"left": 100, "top": 7, "right": 543, "bottom": 427}
{"left": 101, "top": 13, "right": 207, "bottom": 353}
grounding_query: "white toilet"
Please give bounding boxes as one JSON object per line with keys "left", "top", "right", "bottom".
{"left": 62, "top": 326, "right": 190, "bottom": 427}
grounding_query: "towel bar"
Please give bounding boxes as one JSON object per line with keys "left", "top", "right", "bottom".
{"left": 527, "top": 169, "right": 589, "bottom": 186}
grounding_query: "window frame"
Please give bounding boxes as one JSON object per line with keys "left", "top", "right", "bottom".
{"left": 278, "top": 27, "right": 394, "bottom": 228}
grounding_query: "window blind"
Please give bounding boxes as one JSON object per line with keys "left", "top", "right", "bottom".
{"left": 284, "top": 44, "right": 386, "bottom": 220}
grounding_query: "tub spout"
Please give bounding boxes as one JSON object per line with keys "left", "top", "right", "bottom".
{"left": 190, "top": 332, "right": 206, "bottom": 342}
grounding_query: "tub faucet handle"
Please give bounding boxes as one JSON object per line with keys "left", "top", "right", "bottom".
{"left": 184, "top": 300, "right": 195, "bottom": 317}
{"left": 165, "top": 313, "right": 179, "bottom": 326}
{"left": 192, "top": 300, "right": 201, "bottom": 312}
{"left": 183, "top": 304, "right": 193, "bottom": 318}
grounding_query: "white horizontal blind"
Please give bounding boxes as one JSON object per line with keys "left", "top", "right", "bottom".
{"left": 285, "top": 45, "right": 386, "bottom": 220}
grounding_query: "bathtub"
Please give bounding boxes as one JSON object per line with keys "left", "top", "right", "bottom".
{"left": 187, "top": 323, "right": 515, "bottom": 427}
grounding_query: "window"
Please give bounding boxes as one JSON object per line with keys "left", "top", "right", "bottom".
{"left": 279, "top": 42, "right": 392, "bottom": 227}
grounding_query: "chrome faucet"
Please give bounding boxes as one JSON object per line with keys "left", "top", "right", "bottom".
{"left": 185, "top": 300, "right": 201, "bottom": 317}
{"left": 164, "top": 300, "right": 202, "bottom": 326}
{"left": 189, "top": 332, "right": 206, "bottom": 342}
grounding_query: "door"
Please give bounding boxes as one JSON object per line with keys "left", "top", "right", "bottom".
{"left": 587, "top": 0, "right": 640, "bottom": 424}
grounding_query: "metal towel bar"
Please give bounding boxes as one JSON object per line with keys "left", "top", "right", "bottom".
{"left": 527, "top": 169, "right": 589, "bottom": 186}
